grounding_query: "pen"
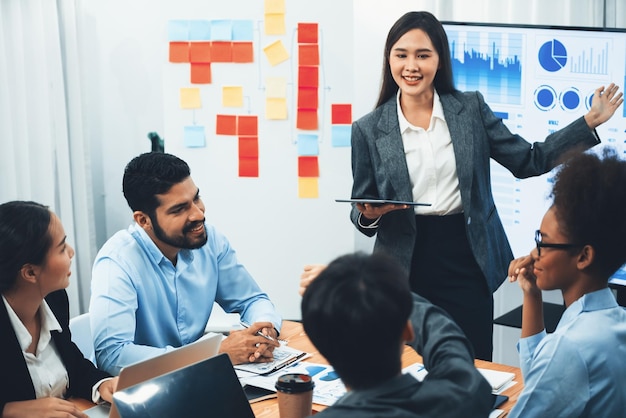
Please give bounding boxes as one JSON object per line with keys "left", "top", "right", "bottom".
{"left": 240, "top": 321, "right": 277, "bottom": 342}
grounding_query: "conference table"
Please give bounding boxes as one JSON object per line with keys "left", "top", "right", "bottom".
{"left": 76, "top": 320, "right": 523, "bottom": 417}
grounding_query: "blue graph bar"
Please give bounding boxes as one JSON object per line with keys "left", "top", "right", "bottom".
{"left": 493, "top": 111, "right": 509, "bottom": 120}
{"left": 448, "top": 31, "right": 522, "bottom": 105}
{"left": 570, "top": 43, "right": 609, "bottom": 75}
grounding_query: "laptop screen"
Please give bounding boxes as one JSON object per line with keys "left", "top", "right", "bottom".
{"left": 112, "top": 353, "right": 255, "bottom": 418}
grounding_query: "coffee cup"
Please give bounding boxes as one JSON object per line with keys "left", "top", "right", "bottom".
{"left": 275, "top": 373, "right": 315, "bottom": 418}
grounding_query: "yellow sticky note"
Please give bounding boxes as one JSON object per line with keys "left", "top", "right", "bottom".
{"left": 266, "top": 77, "right": 287, "bottom": 98}
{"left": 298, "top": 177, "right": 318, "bottom": 199}
{"left": 265, "top": 0, "right": 285, "bottom": 13}
{"left": 266, "top": 98, "right": 287, "bottom": 120}
{"left": 180, "top": 88, "right": 201, "bottom": 109}
{"left": 263, "top": 40, "right": 289, "bottom": 66}
{"left": 265, "top": 13, "right": 285, "bottom": 35}
{"left": 222, "top": 86, "right": 244, "bottom": 107}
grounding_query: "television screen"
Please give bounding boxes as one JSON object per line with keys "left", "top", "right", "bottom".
{"left": 440, "top": 21, "right": 626, "bottom": 286}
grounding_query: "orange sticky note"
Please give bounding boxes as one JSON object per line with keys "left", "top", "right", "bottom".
{"left": 211, "top": 42, "right": 232, "bottom": 62}
{"left": 216, "top": 114, "right": 237, "bottom": 135}
{"left": 239, "top": 137, "right": 259, "bottom": 158}
{"left": 298, "top": 23, "right": 318, "bottom": 43}
{"left": 232, "top": 42, "right": 254, "bottom": 63}
{"left": 239, "top": 157, "right": 259, "bottom": 177}
{"left": 332, "top": 104, "right": 352, "bottom": 124}
{"left": 298, "top": 87, "right": 318, "bottom": 110}
{"left": 238, "top": 115, "right": 258, "bottom": 135}
{"left": 298, "top": 44, "right": 319, "bottom": 66}
{"left": 169, "top": 42, "right": 190, "bottom": 63}
{"left": 190, "top": 63, "right": 211, "bottom": 84}
{"left": 189, "top": 42, "right": 211, "bottom": 63}
{"left": 298, "top": 177, "right": 318, "bottom": 198}
{"left": 298, "top": 156, "right": 319, "bottom": 177}
{"left": 298, "top": 66, "right": 318, "bottom": 88}
{"left": 297, "top": 109, "right": 318, "bottom": 130}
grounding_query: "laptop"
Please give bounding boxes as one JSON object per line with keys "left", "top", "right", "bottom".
{"left": 84, "top": 333, "right": 222, "bottom": 418}
{"left": 112, "top": 353, "right": 255, "bottom": 418}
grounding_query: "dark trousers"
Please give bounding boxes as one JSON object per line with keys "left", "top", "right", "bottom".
{"left": 410, "top": 214, "right": 493, "bottom": 361}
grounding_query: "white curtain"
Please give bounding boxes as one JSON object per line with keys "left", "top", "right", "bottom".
{"left": 0, "top": 0, "right": 96, "bottom": 316}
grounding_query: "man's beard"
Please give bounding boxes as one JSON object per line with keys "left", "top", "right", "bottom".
{"left": 152, "top": 217, "right": 208, "bottom": 250}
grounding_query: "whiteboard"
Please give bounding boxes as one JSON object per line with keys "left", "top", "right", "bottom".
{"left": 162, "top": 1, "right": 354, "bottom": 320}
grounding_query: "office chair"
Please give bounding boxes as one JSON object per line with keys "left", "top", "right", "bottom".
{"left": 69, "top": 312, "right": 96, "bottom": 365}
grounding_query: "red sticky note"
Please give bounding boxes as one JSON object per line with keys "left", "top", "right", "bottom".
{"left": 189, "top": 42, "right": 211, "bottom": 63}
{"left": 211, "top": 42, "right": 233, "bottom": 62}
{"left": 298, "top": 66, "right": 319, "bottom": 88}
{"left": 190, "top": 63, "right": 211, "bottom": 84}
{"left": 169, "top": 42, "right": 190, "bottom": 63}
{"left": 298, "top": 44, "right": 319, "bottom": 66}
{"left": 238, "top": 115, "right": 258, "bottom": 136}
{"left": 297, "top": 109, "right": 318, "bottom": 130}
{"left": 298, "top": 23, "right": 318, "bottom": 44}
{"left": 298, "top": 156, "right": 319, "bottom": 177}
{"left": 232, "top": 42, "right": 254, "bottom": 63}
{"left": 298, "top": 87, "right": 318, "bottom": 110}
{"left": 239, "top": 136, "right": 258, "bottom": 158}
{"left": 216, "top": 114, "right": 237, "bottom": 135}
{"left": 332, "top": 104, "right": 352, "bottom": 124}
{"left": 239, "top": 157, "right": 259, "bottom": 177}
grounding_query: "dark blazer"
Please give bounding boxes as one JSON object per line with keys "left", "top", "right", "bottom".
{"left": 350, "top": 91, "right": 599, "bottom": 293}
{"left": 0, "top": 290, "right": 110, "bottom": 414}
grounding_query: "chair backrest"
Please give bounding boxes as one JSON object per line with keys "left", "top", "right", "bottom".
{"left": 69, "top": 312, "right": 96, "bottom": 364}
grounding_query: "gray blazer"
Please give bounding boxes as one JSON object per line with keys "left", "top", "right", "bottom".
{"left": 350, "top": 91, "right": 599, "bottom": 293}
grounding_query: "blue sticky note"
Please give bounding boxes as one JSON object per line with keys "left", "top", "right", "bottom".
{"left": 210, "top": 20, "right": 233, "bottom": 41}
{"left": 168, "top": 20, "right": 189, "bottom": 41}
{"left": 188, "top": 20, "right": 211, "bottom": 41}
{"left": 297, "top": 134, "right": 319, "bottom": 156}
{"left": 331, "top": 125, "right": 351, "bottom": 147}
{"left": 232, "top": 20, "right": 254, "bottom": 41}
{"left": 184, "top": 126, "right": 206, "bottom": 148}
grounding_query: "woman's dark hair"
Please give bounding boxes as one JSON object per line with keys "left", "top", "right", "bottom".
{"left": 122, "top": 152, "right": 191, "bottom": 219}
{"left": 302, "top": 252, "right": 413, "bottom": 390}
{"left": 0, "top": 201, "right": 51, "bottom": 292}
{"left": 376, "top": 11, "right": 456, "bottom": 108}
{"left": 551, "top": 149, "right": 626, "bottom": 279}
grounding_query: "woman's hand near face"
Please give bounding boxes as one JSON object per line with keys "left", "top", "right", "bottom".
{"left": 508, "top": 254, "right": 541, "bottom": 295}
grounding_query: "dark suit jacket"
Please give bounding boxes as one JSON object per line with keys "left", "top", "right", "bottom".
{"left": 0, "top": 290, "right": 110, "bottom": 414}
{"left": 350, "top": 91, "right": 599, "bottom": 293}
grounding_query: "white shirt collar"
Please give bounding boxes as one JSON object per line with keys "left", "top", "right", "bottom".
{"left": 2, "top": 295, "right": 62, "bottom": 353}
{"left": 396, "top": 89, "right": 446, "bottom": 133}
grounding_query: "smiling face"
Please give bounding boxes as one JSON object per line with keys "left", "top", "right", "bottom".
{"left": 37, "top": 213, "right": 75, "bottom": 296}
{"left": 141, "top": 177, "right": 207, "bottom": 260}
{"left": 389, "top": 28, "right": 439, "bottom": 103}
{"left": 532, "top": 207, "right": 581, "bottom": 293}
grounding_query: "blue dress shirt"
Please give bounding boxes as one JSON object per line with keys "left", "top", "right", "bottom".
{"left": 89, "top": 223, "right": 281, "bottom": 375}
{"left": 510, "top": 288, "right": 626, "bottom": 418}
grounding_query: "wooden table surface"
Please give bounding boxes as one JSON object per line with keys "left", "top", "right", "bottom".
{"left": 75, "top": 320, "right": 524, "bottom": 417}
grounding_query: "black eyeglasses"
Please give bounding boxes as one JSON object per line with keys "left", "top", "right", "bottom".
{"left": 534, "top": 230, "right": 581, "bottom": 257}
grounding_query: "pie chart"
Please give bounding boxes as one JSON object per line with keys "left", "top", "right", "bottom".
{"left": 538, "top": 39, "right": 567, "bottom": 72}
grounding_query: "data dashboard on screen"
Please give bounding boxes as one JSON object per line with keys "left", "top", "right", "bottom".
{"left": 440, "top": 21, "right": 626, "bottom": 280}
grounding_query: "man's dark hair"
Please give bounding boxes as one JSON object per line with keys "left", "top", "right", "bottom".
{"left": 122, "top": 152, "right": 191, "bottom": 218}
{"left": 301, "top": 252, "right": 413, "bottom": 390}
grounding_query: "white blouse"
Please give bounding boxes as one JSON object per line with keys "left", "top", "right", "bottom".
{"left": 3, "top": 295, "right": 69, "bottom": 399}
{"left": 396, "top": 89, "right": 463, "bottom": 216}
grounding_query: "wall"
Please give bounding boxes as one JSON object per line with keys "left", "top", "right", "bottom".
{"left": 81, "top": 0, "right": 620, "bottom": 365}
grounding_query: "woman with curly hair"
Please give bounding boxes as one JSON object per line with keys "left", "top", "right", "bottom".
{"left": 508, "top": 149, "right": 626, "bottom": 417}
